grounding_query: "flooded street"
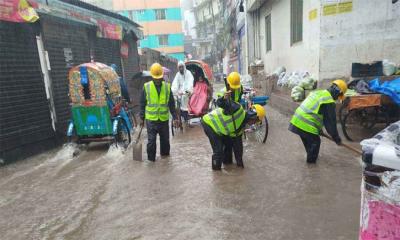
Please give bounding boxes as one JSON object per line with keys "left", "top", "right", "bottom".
{"left": 0, "top": 107, "right": 361, "bottom": 240}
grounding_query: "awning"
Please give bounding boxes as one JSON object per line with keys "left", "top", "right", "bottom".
{"left": 32, "top": 0, "right": 143, "bottom": 40}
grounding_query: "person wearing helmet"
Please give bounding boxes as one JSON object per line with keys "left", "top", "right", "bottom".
{"left": 140, "top": 63, "right": 178, "bottom": 161}
{"left": 201, "top": 95, "right": 266, "bottom": 170}
{"left": 289, "top": 79, "right": 348, "bottom": 164}
{"left": 216, "top": 71, "right": 244, "bottom": 106}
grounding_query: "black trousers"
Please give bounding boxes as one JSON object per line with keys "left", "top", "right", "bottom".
{"left": 222, "top": 136, "right": 244, "bottom": 166}
{"left": 299, "top": 133, "right": 321, "bottom": 163}
{"left": 201, "top": 120, "right": 224, "bottom": 170}
{"left": 146, "top": 120, "right": 170, "bottom": 161}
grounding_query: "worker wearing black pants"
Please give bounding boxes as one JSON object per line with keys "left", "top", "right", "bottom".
{"left": 296, "top": 129, "right": 321, "bottom": 163}
{"left": 139, "top": 63, "right": 177, "bottom": 162}
{"left": 201, "top": 119, "right": 224, "bottom": 170}
{"left": 222, "top": 136, "right": 244, "bottom": 167}
{"left": 146, "top": 120, "right": 170, "bottom": 161}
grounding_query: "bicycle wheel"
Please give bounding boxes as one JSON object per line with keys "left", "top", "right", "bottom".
{"left": 244, "top": 116, "right": 269, "bottom": 143}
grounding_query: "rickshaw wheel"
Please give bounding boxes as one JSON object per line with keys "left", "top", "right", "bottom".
{"left": 243, "top": 116, "right": 269, "bottom": 144}
{"left": 115, "top": 119, "right": 131, "bottom": 148}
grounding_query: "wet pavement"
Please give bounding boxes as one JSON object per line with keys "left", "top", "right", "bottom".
{"left": 0, "top": 107, "right": 361, "bottom": 240}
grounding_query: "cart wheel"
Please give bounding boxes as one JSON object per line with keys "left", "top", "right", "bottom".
{"left": 115, "top": 119, "right": 131, "bottom": 148}
{"left": 342, "top": 107, "right": 379, "bottom": 142}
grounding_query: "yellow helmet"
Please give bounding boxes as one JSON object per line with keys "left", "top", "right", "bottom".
{"left": 150, "top": 63, "right": 164, "bottom": 79}
{"left": 332, "top": 79, "right": 348, "bottom": 101}
{"left": 252, "top": 104, "right": 266, "bottom": 121}
{"left": 227, "top": 72, "right": 241, "bottom": 89}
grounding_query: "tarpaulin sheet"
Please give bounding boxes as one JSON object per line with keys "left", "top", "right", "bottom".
{"left": 369, "top": 78, "right": 400, "bottom": 105}
{"left": 188, "top": 81, "right": 209, "bottom": 116}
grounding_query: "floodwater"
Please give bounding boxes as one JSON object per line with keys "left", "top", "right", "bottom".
{"left": 0, "top": 107, "right": 361, "bottom": 240}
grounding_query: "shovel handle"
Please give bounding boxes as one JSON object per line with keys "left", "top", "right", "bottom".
{"left": 135, "top": 125, "right": 143, "bottom": 143}
{"left": 321, "top": 132, "right": 362, "bottom": 155}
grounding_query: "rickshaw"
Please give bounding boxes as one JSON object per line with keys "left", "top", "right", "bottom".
{"left": 66, "top": 62, "right": 133, "bottom": 148}
{"left": 171, "top": 60, "right": 214, "bottom": 136}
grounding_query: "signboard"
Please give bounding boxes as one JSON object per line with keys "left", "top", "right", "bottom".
{"left": 309, "top": 9, "right": 318, "bottom": 21}
{"left": 64, "top": 48, "right": 74, "bottom": 68}
{"left": 0, "top": 0, "right": 39, "bottom": 23}
{"left": 323, "top": 1, "right": 353, "bottom": 16}
{"left": 96, "top": 20, "right": 123, "bottom": 40}
{"left": 120, "top": 42, "right": 129, "bottom": 59}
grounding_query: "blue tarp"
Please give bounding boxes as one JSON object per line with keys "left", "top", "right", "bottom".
{"left": 369, "top": 77, "right": 400, "bottom": 105}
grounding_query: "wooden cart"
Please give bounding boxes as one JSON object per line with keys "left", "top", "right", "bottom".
{"left": 339, "top": 94, "right": 399, "bottom": 141}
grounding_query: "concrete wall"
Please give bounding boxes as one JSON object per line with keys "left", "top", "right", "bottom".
{"left": 258, "top": 0, "right": 321, "bottom": 78}
{"left": 319, "top": 0, "right": 400, "bottom": 87}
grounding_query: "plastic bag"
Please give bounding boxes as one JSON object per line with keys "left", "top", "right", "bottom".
{"left": 299, "top": 76, "right": 316, "bottom": 90}
{"left": 277, "top": 72, "right": 289, "bottom": 87}
{"left": 241, "top": 75, "right": 253, "bottom": 89}
{"left": 291, "top": 86, "right": 305, "bottom": 102}
{"left": 273, "top": 66, "right": 286, "bottom": 76}
{"left": 383, "top": 59, "right": 397, "bottom": 76}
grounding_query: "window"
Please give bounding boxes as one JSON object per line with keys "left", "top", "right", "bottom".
{"left": 155, "top": 9, "right": 166, "bottom": 20}
{"left": 265, "top": 15, "right": 271, "bottom": 52}
{"left": 290, "top": 0, "right": 303, "bottom": 45}
{"left": 158, "top": 35, "right": 168, "bottom": 46}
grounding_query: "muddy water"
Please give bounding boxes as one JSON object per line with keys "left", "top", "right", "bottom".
{"left": 0, "top": 107, "right": 361, "bottom": 240}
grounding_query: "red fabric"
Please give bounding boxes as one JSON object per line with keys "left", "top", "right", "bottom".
{"left": 189, "top": 82, "right": 209, "bottom": 116}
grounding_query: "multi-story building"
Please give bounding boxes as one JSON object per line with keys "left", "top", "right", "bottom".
{"left": 193, "top": 0, "right": 222, "bottom": 72}
{"left": 113, "top": 0, "right": 185, "bottom": 61}
{"left": 81, "top": 0, "right": 113, "bottom": 10}
{"left": 246, "top": 0, "right": 400, "bottom": 87}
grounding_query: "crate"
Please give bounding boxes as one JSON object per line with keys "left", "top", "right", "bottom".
{"left": 352, "top": 61, "right": 383, "bottom": 77}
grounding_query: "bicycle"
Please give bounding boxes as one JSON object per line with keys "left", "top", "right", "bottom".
{"left": 171, "top": 95, "right": 184, "bottom": 136}
{"left": 240, "top": 88, "right": 269, "bottom": 144}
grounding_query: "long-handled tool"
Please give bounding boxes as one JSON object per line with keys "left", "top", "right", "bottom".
{"left": 132, "top": 125, "right": 144, "bottom": 161}
{"left": 223, "top": 77, "right": 239, "bottom": 137}
{"left": 321, "top": 132, "right": 362, "bottom": 155}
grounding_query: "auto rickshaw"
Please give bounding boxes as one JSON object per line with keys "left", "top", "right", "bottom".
{"left": 66, "top": 62, "right": 133, "bottom": 148}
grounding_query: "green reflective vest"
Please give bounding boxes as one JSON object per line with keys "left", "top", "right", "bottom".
{"left": 202, "top": 106, "right": 246, "bottom": 137}
{"left": 290, "top": 90, "right": 335, "bottom": 135}
{"left": 144, "top": 81, "right": 171, "bottom": 122}
{"left": 217, "top": 86, "right": 243, "bottom": 103}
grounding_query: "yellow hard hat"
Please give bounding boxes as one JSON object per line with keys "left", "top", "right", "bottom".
{"left": 150, "top": 63, "right": 164, "bottom": 79}
{"left": 227, "top": 72, "right": 241, "bottom": 89}
{"left": 332, "top": 79, "right": 348, "bottom": 101}
{"left": 252, "top": 104, "right": 266, "bottom": 121}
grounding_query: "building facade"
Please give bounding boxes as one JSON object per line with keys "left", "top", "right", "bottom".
{"left": 113, "top": 0, "right": 185, "bottom": 61}
{"left": 246, "top": 0, "right": 400, "bottom": 87}
{"left": 0, "top": 0, "right": 142, "bottom": 163}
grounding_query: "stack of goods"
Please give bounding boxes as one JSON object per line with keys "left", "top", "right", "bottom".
{"left": 359, "top": 121, "right": 400, "bottom": 239}
{"left": 276, "top": 68, "right": 316, "bottom": 102}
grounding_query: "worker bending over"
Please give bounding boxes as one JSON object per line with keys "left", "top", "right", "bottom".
{"left": 289, "top": 80, "right": 348, "bottom": 164}
{"left": 201, "top": 97, "right": 265, "bottom": 170}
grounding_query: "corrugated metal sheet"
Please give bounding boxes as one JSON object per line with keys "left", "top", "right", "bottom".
{"left": 41, "top": 18, "right": 91, "bottom": 134}
{"left": 0, "top": 22, "right": 54, "bottom": 153}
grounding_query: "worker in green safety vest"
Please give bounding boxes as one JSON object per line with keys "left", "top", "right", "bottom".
{"left": 216, "top": 72, "right": 243, "bottom": 104}
{"left": 216, "top": 72, "right": 245, "bottom": 165}
{"left": 289, "top": 79, "right": 348, "bottom": 164}
{"left": 201, "top": 96, "right": 266, "bottom": 170}
{"left": 139, "top": 63, "right": 178, "bottom": 162}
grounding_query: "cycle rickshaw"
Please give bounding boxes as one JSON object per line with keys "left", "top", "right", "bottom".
{"left": 66, "top": 62, "right": 133, "bottom": 148}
